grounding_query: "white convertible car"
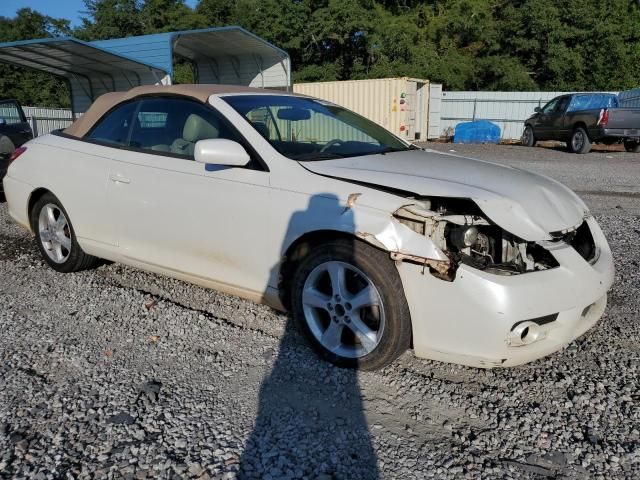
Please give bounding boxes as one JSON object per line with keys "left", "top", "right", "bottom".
{"left": 3, "top": 84, "right": 614, "bottom": 370}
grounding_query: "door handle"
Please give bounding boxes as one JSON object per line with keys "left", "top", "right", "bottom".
{"left": 109, "top": 174, "right": 130, "bottom": 184}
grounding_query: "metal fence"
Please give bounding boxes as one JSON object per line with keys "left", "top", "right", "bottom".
{"left": 23, "top": 106, "right": 74, "bottom": 136}
{"left": 440, "top": 91, "right": 572, "bottom": 140}
{"left": 20, "top": 87, "right": 640, "bottom": 142}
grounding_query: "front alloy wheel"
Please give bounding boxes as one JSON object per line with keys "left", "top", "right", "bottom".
{"left": 302, "top": 260, "right": 385, "bottom": 359}
{"left": 521, "top": 126, "right": 536, "bottom": 147}
{"left": 291, "top": 239, "right": 411, "bottom": 370}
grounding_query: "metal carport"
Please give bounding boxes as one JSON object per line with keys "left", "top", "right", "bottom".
{"left": 172, "top": 27, "right": 291, "bottom": 89}
{"left": 0, "top": 27, "right": 291, "bottom": 116}
{"left": 0, "top": 37, "right": 168, "bottom": 116}
{"left": 93, "top": 27, "right": 291, "bottom": 91}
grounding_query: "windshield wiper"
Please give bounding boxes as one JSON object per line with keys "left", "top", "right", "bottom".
{"left": 378, "top": 146, "right": 411, "bottom": 154}
{"left": 293, "top": 151, "right": 345, "bottom": 161}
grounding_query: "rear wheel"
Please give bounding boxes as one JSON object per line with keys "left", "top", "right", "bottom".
{"left": 569, "top": 127, "right": 591, "bottom": 154}
{"left": 521, "top": 125, "right": 536, "bottom": 147}
{"left": 30, "top": 192, "right": 99, "bottom": 272}
{"left": 624, "top": 140, "right": 640, "bottom": 153}
{"left": 290, "top": 238, "right": 412, "bottom": 370}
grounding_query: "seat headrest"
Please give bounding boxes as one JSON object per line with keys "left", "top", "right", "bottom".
{"left": 183, "top": 114, "right": 219, "bottom": 143}
{"left": 252, "top": 121, "right": 270, "bottom": 139}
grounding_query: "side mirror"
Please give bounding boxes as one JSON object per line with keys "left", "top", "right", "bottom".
{"left": 194, "top": 139, "right": 250, "bottom": 167}
{"left": 534, "top": 107, "right": 541, "bottom": 113}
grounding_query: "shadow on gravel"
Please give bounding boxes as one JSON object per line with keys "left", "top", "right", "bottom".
{"left": 238, "top": 195, "right": 378, "bottom": 480}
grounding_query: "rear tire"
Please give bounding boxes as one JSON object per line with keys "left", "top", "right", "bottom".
{"left": 290, "top": 238, "right": 412, "bottom": 370}
{"left": 624, "top": 140, "right": 640, "bottom": 153}
{"left": 30, "top": 192, "right": 99, "bottom": 273}
{"left": 569, "top": 127, "right": 591, "bottom": 154}
{"left": 521, "top": 125, "right": 536, "bottom": 147}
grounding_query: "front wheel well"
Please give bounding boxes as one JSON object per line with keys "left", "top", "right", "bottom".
{"left": 278, "top": 230, "right": 379, "bottom": 310}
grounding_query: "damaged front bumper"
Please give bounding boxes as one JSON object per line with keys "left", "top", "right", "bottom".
{"left": 396, "top": 217, "right": 615, "bottom": 368}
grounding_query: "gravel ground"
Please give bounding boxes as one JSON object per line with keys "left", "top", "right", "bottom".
{"left": 1, "top": 145, "right": 639, "bottom": 479}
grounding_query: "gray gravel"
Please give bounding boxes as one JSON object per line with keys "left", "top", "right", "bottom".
{"left": 1, "top": 146, "right": 639, "bottom": 479}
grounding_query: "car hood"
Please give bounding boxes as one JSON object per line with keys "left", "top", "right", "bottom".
{"left": 302, "top": 149, "right": 588, "bottom": 241}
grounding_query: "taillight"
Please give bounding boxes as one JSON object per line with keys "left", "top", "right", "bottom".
{"left": 597, "top": 108, "right": 609, "bottom": 127}
{"left": 8, "top": 146, "right": 26, "bottom": 163}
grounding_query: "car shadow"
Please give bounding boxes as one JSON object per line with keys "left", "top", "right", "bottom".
{"left": 237, "top": 194, "right": 379, "bottom": 480}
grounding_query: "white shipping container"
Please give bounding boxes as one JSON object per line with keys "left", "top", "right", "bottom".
{"left": 293, "top": 77, "right": 430, "bottom": 140}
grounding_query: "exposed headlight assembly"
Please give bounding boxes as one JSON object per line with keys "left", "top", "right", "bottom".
{"left": 393, "top": 200, "right": 560, "bottom": 278}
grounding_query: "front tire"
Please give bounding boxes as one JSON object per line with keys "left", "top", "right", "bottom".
{"left": 290, "top": 238, "right": 412, "bottom": 370}
{"left": 624, "top": 140, "right": 640, "bottom": 153}
{"left": 521, "top": 125, "right": 536, "bottom": 147}
{"left": 30, "top": 192, "right": 98, "bottom": 272}
{"left": 569, "top": 127, "right": 591, "bottom": 154}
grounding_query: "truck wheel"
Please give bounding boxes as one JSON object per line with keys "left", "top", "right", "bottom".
{"left": 521, "top": 126, "right": 536, "bottom": 147}
{"left": 569, "top": 127, "right": 591, "bottom": 154}
{"left": 0, "top": 135, "right": 15, "bottom": 159}
{"left": 624, "top": 140, "right": 640, "bottom": 153}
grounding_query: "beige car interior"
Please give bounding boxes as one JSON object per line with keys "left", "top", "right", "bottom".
{"left": 151, "top": 113, "right": 220, "bottom": 156}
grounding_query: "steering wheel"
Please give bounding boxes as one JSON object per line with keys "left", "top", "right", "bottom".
{"left": 320, "top": 138, "right": 344, "bottom": 153}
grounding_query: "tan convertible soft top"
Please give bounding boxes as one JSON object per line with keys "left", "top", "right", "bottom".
{"left": 64, "top": 84, "right": 292, "bottom": 138}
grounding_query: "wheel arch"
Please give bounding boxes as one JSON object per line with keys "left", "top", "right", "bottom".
{"left": 27, "top": 187, "right": 53, "bottom": 231}
{"left": 278, "top": 229, "right": 389, "bottom": 310}
{"left": 572, "top": 121, "right": 589, "bottom": 134}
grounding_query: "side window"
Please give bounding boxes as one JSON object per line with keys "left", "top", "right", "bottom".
{"left": 87, "top": 102, "right": 138, "bottom": 146}
{"left": 129, "top": 97, "right": 243, "bottom": 159}
{"left": 542, "top": 99, "right": 558, "bottom": 114}
{"left": 0, "top": 101, "right": 25, "bottom": 124}
{"left": 555, "top": 97, "right": 570, "bottom": 113}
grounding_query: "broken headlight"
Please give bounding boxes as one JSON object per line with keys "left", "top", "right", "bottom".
{"left": 394, "top": 198, "right": 559, "bottom": 278}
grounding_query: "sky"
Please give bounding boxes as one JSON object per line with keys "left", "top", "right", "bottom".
{"left": 0, "top": 0, "right": 198, "bottom": 27}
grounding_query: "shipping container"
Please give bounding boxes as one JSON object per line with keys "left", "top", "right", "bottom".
{"left": 293, "top": 77, "right": 430, "bottom": 140}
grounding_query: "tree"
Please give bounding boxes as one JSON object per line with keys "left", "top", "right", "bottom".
{"left": 2, "top": 0, "right": 640, "bottom": 109}
{"left": 0, "top": 8, "right": 71, "bottom": 107}
{"left": 139, "top": 0, "right": 207, "bottom": 33}
{"left": 75, "top": 0, "right": 144, "bottom": 40}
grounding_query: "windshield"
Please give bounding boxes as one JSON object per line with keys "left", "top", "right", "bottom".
{"left": 223, "top": 94, "right": 411, "bottom": 161}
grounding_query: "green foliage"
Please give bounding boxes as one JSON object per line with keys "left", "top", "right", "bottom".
{"left": 0, "top": 8, "right": 71, "bottom": 107}
{"left": 2, "top": 0, "right": 640, "bottom": 107}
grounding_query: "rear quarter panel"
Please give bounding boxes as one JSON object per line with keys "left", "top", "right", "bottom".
{"left": 6, "top": 134, "right": 116, "bottom": 245}
{"left": 563, "top": 110, "right": 600, "bottom": 140}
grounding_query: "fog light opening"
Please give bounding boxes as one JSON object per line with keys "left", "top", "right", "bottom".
{"left": 507, "top": 321, "right": 546, "bottom": 347}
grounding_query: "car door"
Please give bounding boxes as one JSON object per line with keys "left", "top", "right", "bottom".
{"left": 533, "top": 97, "right": 562, "bottom": 140}
{"left": 106, "top": 97, "right": 273, "bottom": 295}
{"left": 550, "top": 96, "right": 571, "bottom": 140}
{"left": 0, "top": 99, "right": 33, "bottom": 148}
{"left": 47, "top": 99, "right": 141, "bottom": 248}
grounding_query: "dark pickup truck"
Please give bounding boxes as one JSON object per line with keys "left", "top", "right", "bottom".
{"left": 0, "top": 99, "right": 33, "bottom": 192}
{"left": 522, "top": 93, "right": 640, "bottom": 154}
